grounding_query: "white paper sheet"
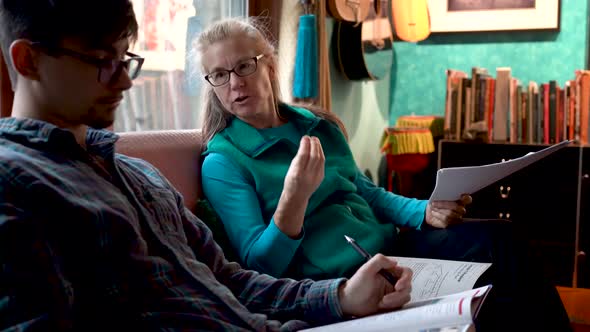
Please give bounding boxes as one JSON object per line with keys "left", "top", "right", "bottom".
{"left": 393, "top": 257, "right": 491, "bottom": 304}
{"left": 429, "top": 140, "right": 571, "bottom": 201}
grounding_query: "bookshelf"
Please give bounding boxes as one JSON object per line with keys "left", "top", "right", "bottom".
{"left": 443, "top": 67, "right": 590, "bottom": 146}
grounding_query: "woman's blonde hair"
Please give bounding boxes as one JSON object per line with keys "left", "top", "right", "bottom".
{"left": 196, "top": 17, "right": 347, "bottom": 143}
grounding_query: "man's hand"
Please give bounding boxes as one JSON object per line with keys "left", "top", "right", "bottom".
{"left": 338, "top": 254, "right": 412, "bottom": 317}
{"left": 425, "top": 194, "right": 472, "bottom": 228}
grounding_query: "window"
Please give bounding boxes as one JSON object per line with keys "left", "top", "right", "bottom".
{"left": 114, "top": 0, "right": 247, "bottom": 132}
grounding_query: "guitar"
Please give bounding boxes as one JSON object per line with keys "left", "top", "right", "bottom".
{"left": 327, "top": 0, "right": 371, "bottom": 24}
{"left": 332, "top": 0, "right": 393, "bottom": 81}
{"left": 391, "top": 0, "right": 430, "bottom": 42}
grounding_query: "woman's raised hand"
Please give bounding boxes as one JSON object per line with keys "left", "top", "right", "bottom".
{"left": 274, "top": 136, "right": 325, "bottom": 238}
{"left": 283, "top": 135, "right": 325, "bottom": 201}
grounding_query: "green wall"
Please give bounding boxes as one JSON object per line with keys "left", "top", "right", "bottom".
{"left": 327, "top": 19, "right": 391, "bottom": 180}
{"left": 329, "top": 0, "right": 588, "bottom": 179}
{"left": 389, "top": 0, "right": 588, "bottom": 125}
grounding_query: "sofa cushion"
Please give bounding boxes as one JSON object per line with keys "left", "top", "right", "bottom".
{"left": 116, "top": 129, "right": 202, "bottom": 212}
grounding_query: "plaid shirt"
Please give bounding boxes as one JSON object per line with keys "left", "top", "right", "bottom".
{"left": 0, "top": 118, "right": 345, "bottom": 331}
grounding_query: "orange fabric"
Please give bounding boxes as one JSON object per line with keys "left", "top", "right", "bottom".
{"left": 115, "top": 129, "right": 203, "bottom": 212}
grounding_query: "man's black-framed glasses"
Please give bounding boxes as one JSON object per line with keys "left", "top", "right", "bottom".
{"left": 31, "top": 42, "right": 144, "bottom": 85}
{"left": 205, "top": 54, "right": 265, "bottom": 87}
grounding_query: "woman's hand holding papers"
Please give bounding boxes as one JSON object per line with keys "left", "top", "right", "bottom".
{"left": 425, "top": 194, "right": 472, "bottom": 228}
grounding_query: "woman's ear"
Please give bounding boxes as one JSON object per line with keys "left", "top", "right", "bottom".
{"left": 10, "top": 39, "right": 40, "bottom": 80}
{"left": 266, "top": 61, "right": 277, "bottom": 83}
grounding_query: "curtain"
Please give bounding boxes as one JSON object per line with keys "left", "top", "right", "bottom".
{"left": 113, "top": 0, "right": 247, "bottom": 132}
{"left": 277, "top": 0, "right": 301, "bottom": 104}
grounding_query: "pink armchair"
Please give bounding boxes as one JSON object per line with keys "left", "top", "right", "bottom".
{"left": 115, "top": 129, "right": 203, "bottom": 212}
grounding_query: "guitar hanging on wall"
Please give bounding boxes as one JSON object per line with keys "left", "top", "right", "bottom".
{"left": 333, "top": 0, "right": 393, "bottom": 81}
{"left": 327, "top": 0, "right": 371, "bottom": 24}
{"left": 391, "top": 0, "right": 430, "bottom": 42}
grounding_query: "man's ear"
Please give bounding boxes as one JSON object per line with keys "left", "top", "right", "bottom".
{"left": 10, "top": 39, "right": 40, "bottom": 80}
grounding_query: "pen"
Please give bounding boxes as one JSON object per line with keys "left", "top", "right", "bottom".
{"left": 344, "top": 235, "right": 399, "bottom": 286}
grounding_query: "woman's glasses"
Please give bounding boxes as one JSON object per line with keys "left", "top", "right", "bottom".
{"left": 205, "top": 54, "right": 265, "bottom": 87}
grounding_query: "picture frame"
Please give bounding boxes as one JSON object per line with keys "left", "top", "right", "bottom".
{"left": 131, "top": 0, "right": 195, "bottom": 71}
{"left": 427, "top": 0, "right": 560, "bottom": 33}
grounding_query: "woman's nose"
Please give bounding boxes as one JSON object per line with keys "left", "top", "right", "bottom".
{"left": 228, "top": 72, "right": 245, "bottom": 88}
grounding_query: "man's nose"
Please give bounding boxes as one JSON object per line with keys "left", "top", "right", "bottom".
{"left": 109, "top": 66, "right": 133, "bottom": 91}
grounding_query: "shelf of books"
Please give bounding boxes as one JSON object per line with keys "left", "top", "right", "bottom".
{"left": 443, "top": 67, "right": 590, "bottom": 145}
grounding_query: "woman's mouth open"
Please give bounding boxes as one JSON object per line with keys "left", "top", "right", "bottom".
{"left": 234, "top": 96, "right": 250, "bottom": 104}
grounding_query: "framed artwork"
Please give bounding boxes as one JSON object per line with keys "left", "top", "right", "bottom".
{"left": 427, "top": 0, "right": 560, "bottom": 33}
{"left": 131, "top": 0, "right": 195, "bottom": 71}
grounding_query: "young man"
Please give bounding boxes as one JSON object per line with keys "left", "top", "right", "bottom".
{"left": 0, "top": 0, "right": 412, "bottom": 330}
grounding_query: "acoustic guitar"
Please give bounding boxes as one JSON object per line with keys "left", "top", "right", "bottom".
{"left": 333, "top": 0, "right": 393, "bottom": 81}
{"left": 327, "top": 0, "right": 371, "bottom": 24}
{"left": 391, "top": 0, "right": 430, "bottom": 42}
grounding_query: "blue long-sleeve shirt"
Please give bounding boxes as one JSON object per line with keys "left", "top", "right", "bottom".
{"left": 202, "top": 121, "right": 427, "bottom": 277}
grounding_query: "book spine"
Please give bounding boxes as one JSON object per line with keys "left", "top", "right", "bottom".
{"left": 548, "top": 80, "right": 557, "bottom": 144}
{"left": 493, "top": 68, "right": 511, "bottom": 142}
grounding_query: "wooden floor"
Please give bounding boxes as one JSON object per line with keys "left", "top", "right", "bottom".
{"left": 557, "top": 287, "right": 590, "bottom": 331}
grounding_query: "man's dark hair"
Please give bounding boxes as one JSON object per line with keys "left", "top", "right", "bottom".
{"left": 0, "top": 0, "right": 138, "bottom": 53}
{"left": 0, "top": 0, "right": 138, "bottom": 88}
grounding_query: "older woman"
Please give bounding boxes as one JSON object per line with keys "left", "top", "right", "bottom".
{"left": 197, "top": 17, "right": 570, "bottom": 332}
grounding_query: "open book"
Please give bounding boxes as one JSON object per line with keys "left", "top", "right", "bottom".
{"left": 430, "top": 140, "right": 570, "bottom": 201}
{"left": 302, "top": 257, "right": 492, "bottom": 332}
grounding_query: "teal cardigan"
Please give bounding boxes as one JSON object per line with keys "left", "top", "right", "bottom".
{"left": 202, "top": 104, "right": 427, "bottom": 279}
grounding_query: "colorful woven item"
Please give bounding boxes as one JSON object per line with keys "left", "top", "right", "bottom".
{"left": 395, "top": 115, "right": 444, "bottom": 138}
{"left": 380, "top": 128, "right": 434, "bottom": 155}
{"left": 380, "top": 115, "right": 443, "bottom": 196}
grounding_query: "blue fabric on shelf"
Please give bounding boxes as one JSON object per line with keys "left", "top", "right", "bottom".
{"left": 293, "top": 14, "right": 318, "bottom": 99}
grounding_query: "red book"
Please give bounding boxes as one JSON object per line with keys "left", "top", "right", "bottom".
{"left": 487, "top": 78, "right": 495, "bottom": 142}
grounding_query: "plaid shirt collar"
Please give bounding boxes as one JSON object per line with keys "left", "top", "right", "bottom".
{"left": 0, "top": 117, "right": 119, "bottom": 158}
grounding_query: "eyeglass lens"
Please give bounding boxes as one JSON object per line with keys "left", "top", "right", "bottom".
{"left": 98, "top": 58, "right": 141, "bottom": 84}
{"left": 209, "top": 58, "right": 258, "bottom": 86}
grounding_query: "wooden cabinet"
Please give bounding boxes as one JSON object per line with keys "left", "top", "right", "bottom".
{"left": 438, "top": 140, "right": 588, "bottom": 288}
